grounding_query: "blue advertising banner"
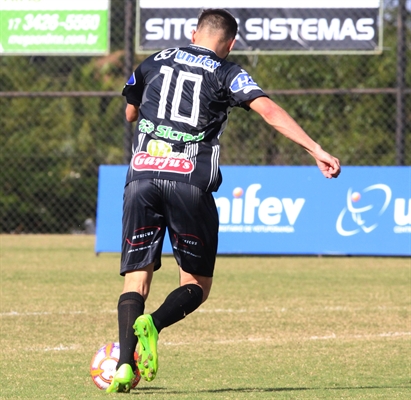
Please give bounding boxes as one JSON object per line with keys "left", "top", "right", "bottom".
{"left": 95, "top": 166, "right": 411, "bottom": 256}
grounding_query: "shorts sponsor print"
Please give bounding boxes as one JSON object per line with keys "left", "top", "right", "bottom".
{"left": 126, "top": 226, "right": 161, "bottom": 249}
{"left": 173, "top": 233, "right": 204, "bottom": 259}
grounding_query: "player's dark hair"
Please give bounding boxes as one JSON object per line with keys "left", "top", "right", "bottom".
{"left": 197, "top": 9, "right": 238, "bottom": 42}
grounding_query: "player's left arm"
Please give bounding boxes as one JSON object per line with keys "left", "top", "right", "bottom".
{"left": 122, "top": 65, "right": 144, "bottom": 123}
{"left": 247, "top": 96, "right": 341, "bottom": 179}
{"left": 125, "top": 104, "right": 139, "bottom": 122}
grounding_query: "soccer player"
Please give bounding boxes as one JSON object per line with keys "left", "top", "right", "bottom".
{"left": 107, "top": 8, "right": 341, "bottom": 393}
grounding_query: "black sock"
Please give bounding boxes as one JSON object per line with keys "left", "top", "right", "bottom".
{"left": 151, "top": 284, "right": 203, "bottom": 333}
{"left": 117, "top": 292, "right": 145, "bottom": 370}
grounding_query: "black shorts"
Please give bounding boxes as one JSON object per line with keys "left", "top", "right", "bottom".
{"left": 121, "top": 179, "right": 219, "bottom": 277}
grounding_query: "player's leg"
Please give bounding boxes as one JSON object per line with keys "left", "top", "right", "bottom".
{"left": 108, "top": 179, "right": 165, "bottom": 392}
{"left": 117, "top": 264, "right": 154, "bottom": 370}
{"left": 150, "top": 270, "right": 211, "bottom": 332}
{"left": 179, "top": 269, "right": 212, "bottom": 303}
{"left": 133, "top": 271, "right": 211, "bottom": 382}
{"left": 134, "top": 181, "right": 218, "bottom": 381}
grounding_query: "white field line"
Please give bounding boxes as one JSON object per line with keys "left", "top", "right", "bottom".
{"left": 1, "top": 305, "right": 407, "bottom": 317}
{"left": 4, "top": 308, "right": 410, "bottom": 352}
{"left": 0, "top": 310, "right": 116, "bottom": 316}
{"left": 21, "top": 332, "right": 411, "bottom": 353}
{"left": 42, "top": 345, "right": 79, "bottom": 352}
{"left": 162, "top": 332, "right": 411, "bottom": 347}
{"left": 199, "top": 306, "right": 410, "bottom": 312}
{"left": 309, "top": 332, "right": 411, "bottom": 340}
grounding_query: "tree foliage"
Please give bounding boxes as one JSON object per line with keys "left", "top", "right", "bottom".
{"left": 0, "top": 4, "right": 409, "bottom": 233}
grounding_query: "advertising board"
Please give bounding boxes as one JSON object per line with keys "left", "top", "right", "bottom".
{"left": 137, "top": 0, "right": 383, "bottom": 54}
{"left": 0, "top": 0, "right": 110, "bottom": 55}
{"left": 95, "top": 165, "right": 410, "bottom": 256}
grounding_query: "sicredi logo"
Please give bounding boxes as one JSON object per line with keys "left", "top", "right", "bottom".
{"left": 215, "top": 184, "right": 305, "bottom": 233}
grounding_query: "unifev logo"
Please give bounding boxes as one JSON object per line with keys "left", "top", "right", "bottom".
{"left": 174, "top": 50, "right": 221, "bottom": 72}
{"left": 336, "top": 184, "right": 392, "bottom": 236}
{"left": 394, "top": 198, "right": 411, "bottom": 233}
{"left": 214, "top": 184, "right": 305, "bottom": 233}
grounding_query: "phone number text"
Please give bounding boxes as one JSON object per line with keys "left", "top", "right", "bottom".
{"left": 8, "top": 14, "right": 101, "bottom": 32}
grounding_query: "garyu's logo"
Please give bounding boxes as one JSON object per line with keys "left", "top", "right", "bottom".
{"left": 336, "top": 184, "right": 392, "bottom": 236}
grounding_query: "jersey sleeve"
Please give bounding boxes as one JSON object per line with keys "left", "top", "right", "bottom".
{"left": 122, "top": 64, "right": 145, "bottom": 106}
{"left": 227, "top": 67, "right": 268, "bottom": 110}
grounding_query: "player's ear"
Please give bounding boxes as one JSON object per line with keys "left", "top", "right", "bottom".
{"left": 191, "top": 29, "right": 197, "bottom": 44}
{"left": 228, "top": 38, "right": 236, "bottom": 52}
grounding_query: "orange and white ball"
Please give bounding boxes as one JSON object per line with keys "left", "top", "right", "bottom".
{"left": 90, "top": 342, "right": 140, "bottom": 390}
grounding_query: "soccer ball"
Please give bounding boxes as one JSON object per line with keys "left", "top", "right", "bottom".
{"left": 90, "top": 342, "right": 141, "bottom": 390}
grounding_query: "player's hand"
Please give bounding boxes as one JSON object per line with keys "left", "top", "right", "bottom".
{"left": 313, "top": 148, "right": 341, "bottom": 179}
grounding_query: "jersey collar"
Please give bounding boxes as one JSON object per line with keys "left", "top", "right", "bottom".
{"left": 188, "top": 44, "right": 216, "bottom": 55}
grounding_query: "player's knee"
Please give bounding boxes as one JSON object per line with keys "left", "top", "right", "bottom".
{"left": 187, "top": 281, "right": 211, "bottom": 303}
{"left": 200, "top": 285, "right": 211, "bottom": 303}
{"left": 122, "top": 267, "right": 154, "bottom": 299}
{"left": 184, "top": 283, "right": 205, "bottom": 312}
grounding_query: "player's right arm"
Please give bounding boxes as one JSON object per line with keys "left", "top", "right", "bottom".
{"left": 248, "top": 96, "right": 341, "bottom": 179}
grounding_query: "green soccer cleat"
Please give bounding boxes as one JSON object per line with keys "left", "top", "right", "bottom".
{"left": 133, "top": 314, "right": 158, "bottom": 382}
{"left": 106, "top": 363, "right": 135, "bottom": 393}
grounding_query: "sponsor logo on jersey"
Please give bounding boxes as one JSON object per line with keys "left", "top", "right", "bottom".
{"left": 230, "top": 70, "right": 263, "bottom": 94}
{"left": 155, "top": 124, "right": 204, "bottom": 142}
{"left": 153, "top": 47, "right": 179, "bottom": 61}
{"left": 131, "top": 139, "right": 194, "bottom": 174}
{"left": 139, "top": 119, "right": 155, "bottom": 134}
{"left": 139, "top": 119, "right": 205, "bottom": 143}
{"left": 125, "top": 72, "right": 136, "bottom": 86}
{"left": 132, "top": 152, "right": 194, "bottom": 174}
{"left": 174, "top": 50, "right": 221, "bottom": 72}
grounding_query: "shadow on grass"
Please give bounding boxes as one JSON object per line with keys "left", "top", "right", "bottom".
{"left": 133, "top": 384, "right": 411, "bottom": 395}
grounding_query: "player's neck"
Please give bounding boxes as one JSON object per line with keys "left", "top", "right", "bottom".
{"left": 191, "top": 30, "right": 234, "bottom": 59}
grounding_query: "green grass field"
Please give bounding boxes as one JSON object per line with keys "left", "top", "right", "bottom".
{"left": 1, "top": 235, "right": 410, "bottom": 399}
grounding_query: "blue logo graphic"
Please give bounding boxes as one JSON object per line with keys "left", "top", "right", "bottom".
{"left": 126, "top": 72, "right": 136, "bottom": 86}
{"left": 230, "top": 70, "right": 261, "bottom": 93}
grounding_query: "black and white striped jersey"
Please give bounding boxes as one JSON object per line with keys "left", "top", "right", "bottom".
{"left": 122, "top": 44, "right": 267, "bottom": 192}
